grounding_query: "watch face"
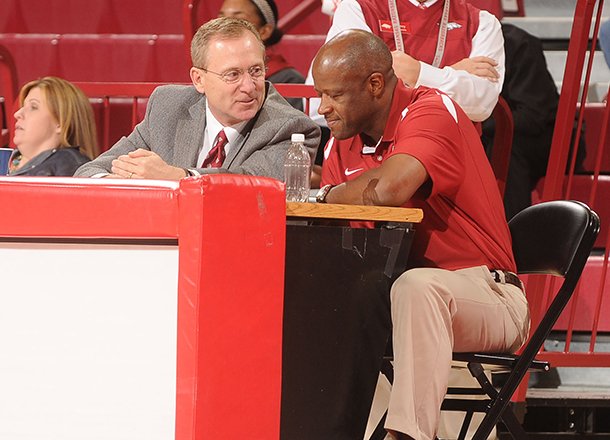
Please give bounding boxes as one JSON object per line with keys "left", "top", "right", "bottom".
{"left": 316, "top": 185, "right": 332, "bottom": 203}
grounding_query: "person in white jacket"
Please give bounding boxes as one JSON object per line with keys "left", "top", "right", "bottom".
{"left": 308, "top": 0, "right": 504, "bottom": 123}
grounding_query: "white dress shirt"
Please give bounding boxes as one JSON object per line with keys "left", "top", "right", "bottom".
{"left": 190, "top": 104, "right": 247, "bottom": 174}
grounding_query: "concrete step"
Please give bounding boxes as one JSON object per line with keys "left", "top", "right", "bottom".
{"left": 543, "top": 50, "right": 610, "bottom": 102}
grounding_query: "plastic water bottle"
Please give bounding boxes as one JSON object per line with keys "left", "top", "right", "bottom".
{"left": 284, "top": 133, "right": 311, "bottom": 202}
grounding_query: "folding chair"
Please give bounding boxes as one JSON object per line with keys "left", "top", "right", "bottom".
{"left": 372, "top": 200, "right": 600, "bottom": 440}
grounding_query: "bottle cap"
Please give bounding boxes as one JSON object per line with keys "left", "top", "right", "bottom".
{"left": 291, "top": 133, "right": 305, "bottom": 142}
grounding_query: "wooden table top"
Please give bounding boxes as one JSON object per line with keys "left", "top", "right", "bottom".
{"left": 285, "top": 202, "right": 423, "bottom": 223}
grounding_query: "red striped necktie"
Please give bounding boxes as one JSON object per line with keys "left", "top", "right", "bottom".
{"left": 202, "top": 129, "right": 228, "bottom": 168}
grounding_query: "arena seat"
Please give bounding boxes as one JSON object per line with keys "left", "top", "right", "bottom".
{"left": 555, "top": 253, "right": 610, "bottom": 332}
{"left": 0, "top": 34, "right": 60, "bottom": 86}
{"left": 189, "top": 0, "right": 331, "bottom": 36}
{"left": 0, "top": 44, "right": 17, "bottom": 148}
{"left": 0, "top": 34, "right": 190, "bottom": 86}
{"left": 73, "top": 82, "right": 176, "bottom": 153}
{"left": 467, "top": 0, "right": 503, "bottom": 19}
{"left": 3, "top": 0, "right": 330, "bottom": 34}
{"left": 275, "top": 34, "right": 325, "bottom": 77}
{"left": 581, "top": 102, "right": 610, "bottom": 173}
{"left": 1, "top": 0, "right": 183, "bottom": 34}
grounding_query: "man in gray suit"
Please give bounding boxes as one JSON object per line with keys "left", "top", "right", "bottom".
{"left": 74, "top": 17, "right": 320, "bottom": 180}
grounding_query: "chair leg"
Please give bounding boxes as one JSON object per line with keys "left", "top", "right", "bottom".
{"left": 467, "top": 363, "right": 502, "bottom": 440}
{"left": 499, "top": 406, "right": 528, "bottom": 440}
{"left": 468, "top": 363, "right": 497, "bottom": 398}
{"left": 468, "top": 363, "right": 528, "bottom": 440}
{"left": 457, "top": 411, "right": 474, "bottom": 440}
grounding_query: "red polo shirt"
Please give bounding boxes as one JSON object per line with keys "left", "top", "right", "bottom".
{"left": 321, "top": 83, "right": 515, "bottom": 271}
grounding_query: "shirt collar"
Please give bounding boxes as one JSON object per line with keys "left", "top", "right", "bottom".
{"left": 205, "top": 104, "right": 248, "bottom": 147}
{"left": 358, "top": 82, "right": 414, "bottom": 154}
{"left": 408, "top": 0, "right": 440, "bottom": 8}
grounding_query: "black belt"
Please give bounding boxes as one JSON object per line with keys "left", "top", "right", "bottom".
{"left": 490, "top": 269, "right": 523, "bottom": 291}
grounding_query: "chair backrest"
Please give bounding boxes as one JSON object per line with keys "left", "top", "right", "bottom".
{"left": 503, "top": 200, "right": 599, "bottom": 395}
{"left": 272, "top": 83, "right": 318, "bottom": 116}
{"left": 510, "top": 200, "right": 599, "bottom": 278}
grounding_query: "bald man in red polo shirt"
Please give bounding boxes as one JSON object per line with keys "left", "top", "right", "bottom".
{"left": 313, "top": 30, "right": 529, "bottom": 440}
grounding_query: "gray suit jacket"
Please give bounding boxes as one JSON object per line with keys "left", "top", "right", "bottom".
{"left": 74, "top": 83, "right": 320, "bottom": 180}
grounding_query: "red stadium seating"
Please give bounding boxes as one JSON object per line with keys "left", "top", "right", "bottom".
{"left": 467, "top": 0, "right": 503, "bottom": 19}
{"left": 0, "top": 44, "right": 17, "bottom": 148}
{"left": 190, "top": 0, "right": 331, "bottom": 36}
{"left": 555, "top": 254, "right": 610, "bottom": 332}
{"left": 2, "top": 0, "right": 331, "bottom": 35}
{"left": 0, "top": 32, "right": 324, "bottom": 87}
{"left": 0, "top": 34, "right": 191, "bottom": 86}
{"left": 581, "top": 102, "right": 610, "bottom": 173}
{"left": 275, "top": 34, "right": 325, "bottom": 77}
{"left": 1, "top": 0, "right": 183, "bottom": 34}
{"left": 72, "top": 82, "right": 176, "bottom": 153}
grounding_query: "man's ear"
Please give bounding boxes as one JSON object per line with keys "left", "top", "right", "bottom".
{"left": 190, "top": 67, "right": 206, "bottom": 94}
{"left": 368, "top": 72, "right": 385, "bottom": 98}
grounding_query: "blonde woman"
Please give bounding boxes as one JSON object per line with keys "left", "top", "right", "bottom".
{"left": 10, "top": 76, "right": 98, "bottom": 176}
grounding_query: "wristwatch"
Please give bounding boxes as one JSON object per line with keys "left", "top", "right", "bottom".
{"left": 316, "top": 184, "right": 334, "bottom": 203}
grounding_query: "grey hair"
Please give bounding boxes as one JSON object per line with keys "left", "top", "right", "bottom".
{"left": 191, "top": 17, "right": 264, "bottom": 67}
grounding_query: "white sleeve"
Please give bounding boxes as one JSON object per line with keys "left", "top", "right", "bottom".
{"left": 305, "top": 0, "right": 372, "bottom": 124}
{"left": 325, "top": 0, "right": 372, "bottom": 40}
{"left": 415, "top": 10, "right": 505, "bottom": 121}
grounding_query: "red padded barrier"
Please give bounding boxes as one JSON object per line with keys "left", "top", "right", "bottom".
{"left": 0, "top": 177, "right": 180, "bottom": 238}
{"left": 176, "top": 175, "right": 285, "bottom": 440}
{"left": 0, "top": 174, "right": 286, "bottom": 439}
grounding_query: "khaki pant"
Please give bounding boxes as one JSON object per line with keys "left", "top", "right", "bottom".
{"left": 385, "top": 266, "right": 530, "bottom": 440}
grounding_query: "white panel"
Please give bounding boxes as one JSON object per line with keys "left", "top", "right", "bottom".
{"left": 0, "top": 243, "right": 179, "bottom": 440}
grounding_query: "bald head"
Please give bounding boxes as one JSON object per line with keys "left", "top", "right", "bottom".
{"left": 312, "top": 30, "right": 398, "bottom": 141}
{"left": 313, "top": 29, "right": 394, "bottom": 83}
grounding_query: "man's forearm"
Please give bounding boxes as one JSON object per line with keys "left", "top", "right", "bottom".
{"left": 326, "top": 170, "right": 383, "bottom": 205}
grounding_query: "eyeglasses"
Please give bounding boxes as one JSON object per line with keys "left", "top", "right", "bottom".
{"left": 196, "top": 65, "right": 266, "bottom": 84}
